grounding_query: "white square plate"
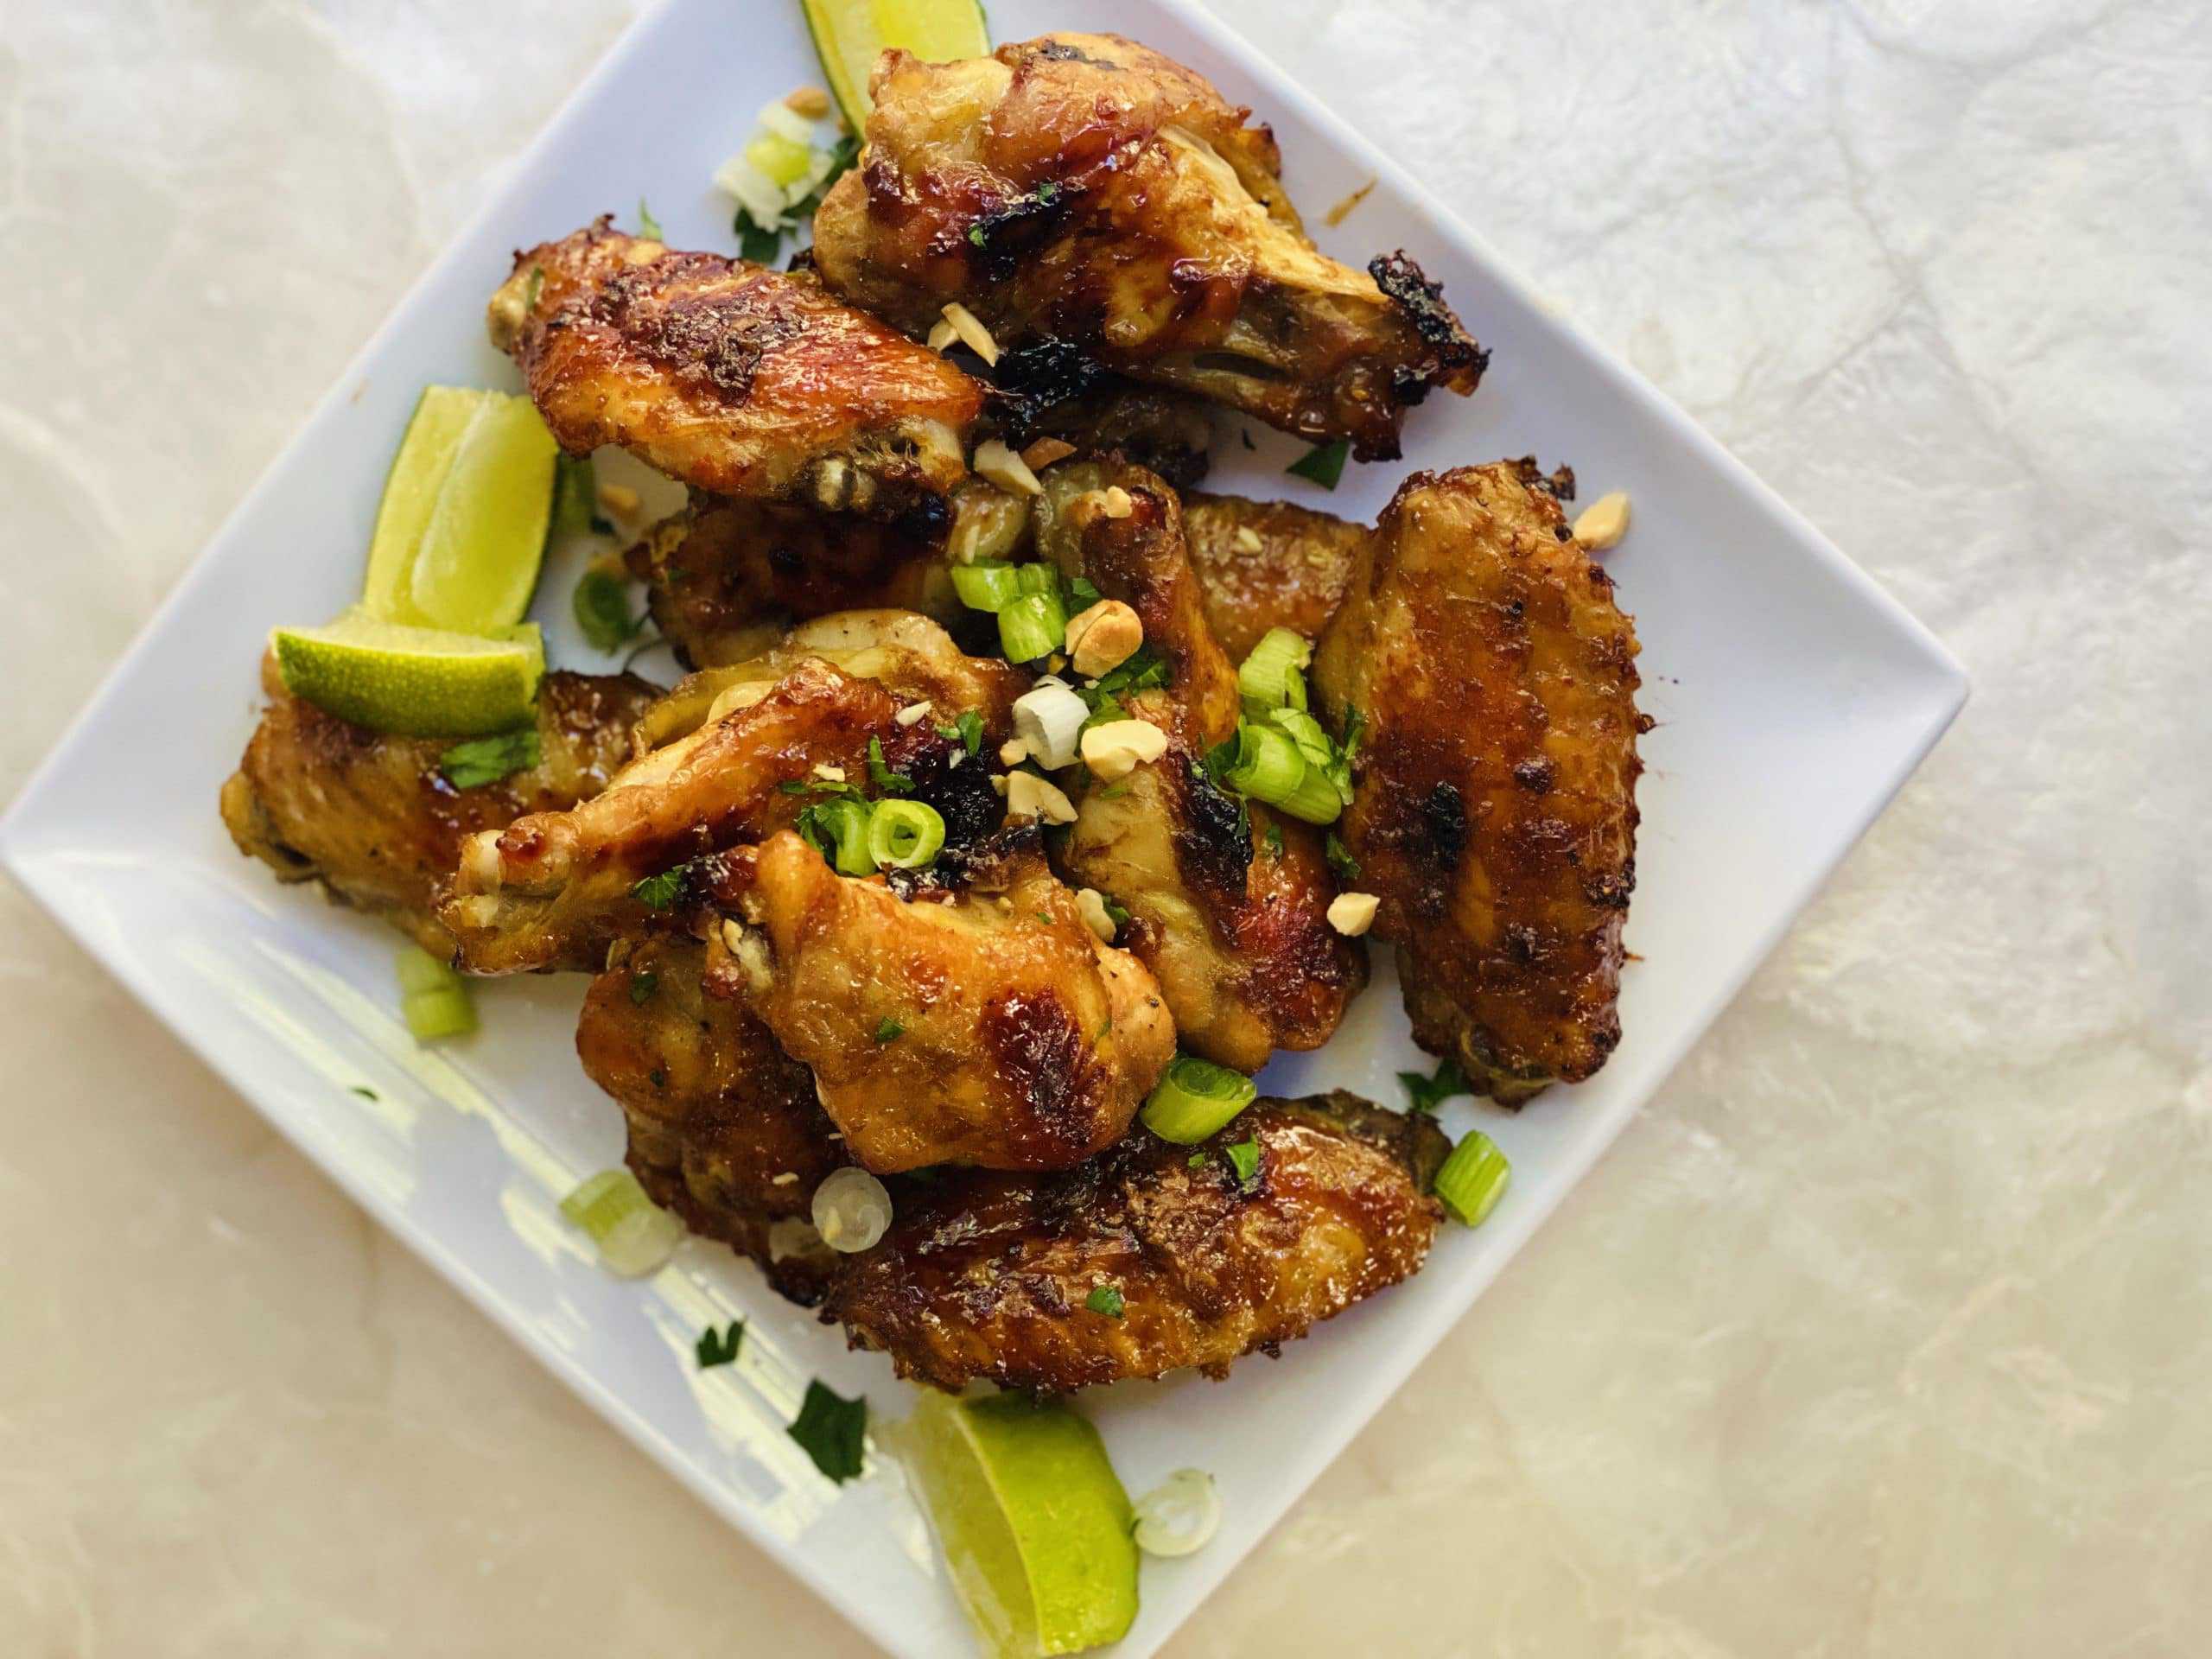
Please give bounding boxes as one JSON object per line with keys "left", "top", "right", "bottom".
{"left": 0, "top": 2, "right": 1966, "bottom": 1653}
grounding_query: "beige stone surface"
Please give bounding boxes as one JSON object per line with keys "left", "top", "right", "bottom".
{"left": 4, "top": 1, "right": 2209, "bottom": 1655}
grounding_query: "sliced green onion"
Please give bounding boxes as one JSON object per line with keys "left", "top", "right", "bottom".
{"left": 817, "top": 798, "right": 877, "bottom": 875}
{"left": 997, "top": 591, "right": 1065, "bottom": 664}
{"left": 548, "top": 452, "right": 598, "bottom": 543}
{"left": 396, "top": 944, "right": 476, "bottom": 1043}
{"left": 745, "top": 131, "right": 814, "bottom": 188}
{"left": 1221, "top": 723, "right": 1307, "bottom": 803}
{"left": 1014, "top": 562, "right": 1061, "bottom": 599}
{"left": 1237, "top": 626, "right": 1312, "bottom": 716}
{"left": 951, "top": 559, "right": 1021, "bottom": 613}
{"left": 1434, "top": 1130, "right": 1511, "bottom": 1226}
{"left": 867, "top": 799, "right": 946, "bottom": 868}
{"left": 559, "top": 1167, "right": 685, "bottom": 1275}
{"left": 1141, "top": 1055, "right": 1259, "bottom": 1143}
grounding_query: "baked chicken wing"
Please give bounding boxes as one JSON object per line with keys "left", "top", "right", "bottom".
{"left": 1182, "top": 492, "right": 1366, "bottom": 663}
{"left": 1039, "top": 461, "right": 1365, "bottom": 1071}
{"left": 1313, "top": 461, "right": 1646, "bottom": 1102}
{"left": 442, "top": 617, "right": 1021, "bottom": 975}
{"left": 220, "top": 654, "right": 654, "bottom": 954}
{"left": 576, "top": 933, "right": 847, "bottom": 1303}
{"left": 488, "top": 219, "right": 984, "bottom": 527}
{"left": 826, "top": 1090, "right": 1447, "bottom": 1393}
{"left": 705, "top": 830, "right": 1175, "bottom": 1173}
{"left": 810, "top": 34, "right": 1484, "bottom": 460}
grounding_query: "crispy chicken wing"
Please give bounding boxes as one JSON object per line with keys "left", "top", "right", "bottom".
{"left": 576, "top": 933, "right": 847, "bottom": 1303}
{"left": 1182, "top": 492, "right": 1366, "bottom": 662}
{"left": 705, "top": 830, "right": 1175, "bottom": 1173}
{"left": 220, "top": 654, "right": 654, "bottom": 954}
{"left": 1313, "top": 462, "right": 1645, "bottom": 1103}
{"left": 442, "top": 618, "right": 1020, "bottom": 975}
{"left": 826, "top": 1090, "right": 1447, "bottom": 1393}
{"left": 1038, "top": 461, "right": 1365, "bottom": 1070}
{"left": 810, "top": 34, "right": 1484, "bottom": 460}
{"left": 488, "top": 219, "right": 983, "bottom": 526}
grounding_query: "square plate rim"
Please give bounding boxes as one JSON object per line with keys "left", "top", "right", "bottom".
{"left": 0, "top": 2, "right": 1969, "bottom": 1654}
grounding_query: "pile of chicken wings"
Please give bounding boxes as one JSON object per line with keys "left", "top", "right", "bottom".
{"left": 223, "top": 33, "right": 1644, "bottom": 1395}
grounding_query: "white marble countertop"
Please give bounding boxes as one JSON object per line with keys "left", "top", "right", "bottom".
{"left": 5, "top": 1, "right": 2209, "bottom": 1653}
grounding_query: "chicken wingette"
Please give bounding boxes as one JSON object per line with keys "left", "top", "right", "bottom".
{"left": 810, "top": 34, "right": 1485, "bottom": 460}
{"left": 1182, "top": 492, "right": 1367, "bottom": 663}
{"left": 826, "top": 1091, "right": 1448, "bottom": 1393}
{"left": 1313, "top": 461, "right": 1646, "bottom": 1103}
{"left": 220, "top": 653, "right": 655, "bottom": 954}
{"left": 441, "top": 616, "right": 1023, "bottom": 975}
{"left": 702, "top": 830, "right": 1174, "bottom": 1173}
{"left": 487, "top": 219, "right": 984, "bottom": 528}
{"left": 1039, "top": 461, "right": 1365, "bottom": 1071}
{"left": 576, "top": 934, "right": 848, "bottom": 1304}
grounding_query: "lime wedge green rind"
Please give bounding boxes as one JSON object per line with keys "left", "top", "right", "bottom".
{"left": 899, "top": 1391, "right": 1138, "bottom": 1658}
{"left": 360, "top": 386, "right": 556, "bottom": 634}
{"left": 272, "top": 613, "right": 544, "bottom": 738}
{"left": 801, "top": 0, "right": 990, "bottom": 133}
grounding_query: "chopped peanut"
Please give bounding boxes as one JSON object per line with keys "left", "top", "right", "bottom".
{"left": 999, "top": 736, "right": 1031, "bottom": 766}
{"left": 784, "top": 86, "right": 831, "bottom": 118}
{"left": 1065, "top": 599, "right": 1144, "bottom": 678}
{"left": 1075, "top": 887, "right": 1119, "bottom": 944}
{"left": 1572, "top": 491, "right": 1631, "bottom": 550}
{"left": 940, "top": 302, "right": 1001, "bottom": 365}
{"left": 596, "top": 480, "right": 641, "bottom": 518}
{"left": 1080, "top": 717, "right": 1169, "bottom": 781}
{"left": 1234, "top": 525, "right": 1264, "bottom": 553}
{"left": 894, "top": 701, "right": 933, "bottom": 727}
{"left": 1020, "top": 436, "right": 1077, "bottom": 472}
{"left": 1099, "top": 485, "right": 1135, "bottom": 518}
{"left": 812, "top": 763, "right": 846, "bottom": 783}
{"left": 1005, "top": 769, "right": 1077, "bottom": 824}
{"left": 926, "top": 318, "right": 958, "bottom": 353}
{"left": 1326, "top": 892, "right": 1380, "bottom": 936}
{"left": 973, "top": 438, "right": 1043, "bottom": 497}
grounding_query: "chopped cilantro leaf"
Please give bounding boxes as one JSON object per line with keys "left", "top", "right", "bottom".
{"left": 967, "top": 224, "right": 987, "bottom": 248}
{"left": 1085, "top": 1284, "right": 1125, "bottom": 1319}
{"left": 440, "top": 728, "right": 540, "bottom": 790}
{"left": 574, "top": 567, "right": 641, "bottom": 652}
{"left": 936, "top": 709, "right": 985, "bottom": 756}
{"left": 1325, "top": 833, "right": 1361, "bottom": 882}
{"left": 1103, "top": 894, "right": 1131, "bottom": 928}
{"left": 628, "top": 971, "right": 659, "bottom": 1006}
{"left": 1398, "top": 1057, "right": 1473, "bottom": 1115}
{"left": 1188, "top": 1150, "right": 1208, "bottom": 1168}
{"left": 632, "top": 864, "right": 689, "bottom": 912}
{"left": 1287, "top": 439, "right": 1351, "bottom": 490}
{"left": 788, "top": 1379, "right": 868, "bottom": 1484}
{"left": 1263, "top": 818, "right": 1284, "bottom": 857}
{"left": 350, "top": 1086, "right": 378, "bottom": 1101}
{"left": 1067, "top": 574, "right": 1102, "bottom": 607}
{"left": 735, "top": 212, "right": 781, "bottom": 264}
{"left": 637, "top": 198, "right": 664, "bottom": 240}
{"left": 874, "top": 1016, "right": 904, "bottom": 1044}
{"left": 696, "top": 1319, "right": 743, "bottom": 1368}
{"left": 1224, "top": 1138, "right": 1262, "bottom": 1186}
{"left": 867, "top": 735, "right": 915, "bottom": 795}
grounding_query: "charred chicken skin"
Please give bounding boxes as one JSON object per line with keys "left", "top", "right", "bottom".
{"left": 1314, "top": 461, "right": 1645, "bottom": 1102}
{"left": 1038, "top": 461, "right": 1365, "bottom": 1071}
{"left": 827, "top": 1091, "right": 1447, "bottom": 1393}
{"left": 576, "top": 933, "right": 848, "bottom": 1303}
{"left": 706, "top": 830, "right": 1175, "bottom": 1173}
{"left": 220, "top": 654, "right": 655, "bottom": 955}
{"left": 810, "top": 34, "right": 1485, "bottom": 460}
{"left": 488, "top": 219, "right": 984, "bottom": 527}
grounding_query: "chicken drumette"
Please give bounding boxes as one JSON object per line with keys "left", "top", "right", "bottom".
{"left": 811, "top": 34, "right": 1485, "bottom": 460}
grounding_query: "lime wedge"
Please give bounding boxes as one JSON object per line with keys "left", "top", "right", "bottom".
{"left": 801, "top": 0, "right": 989, "bottom": 133}
{"left": 361, "top": 386, "right": 556, "bottom": 633}
{"left": 897, "top": 1391, "right": 1138, "bottom": 1658}
{"left": 272, "top": 612, "right": 545, "bottom": 737}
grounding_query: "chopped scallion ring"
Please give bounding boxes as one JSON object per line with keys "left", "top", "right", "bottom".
{"left": 1434, "top": 1129, "right": 1511, "bottom": 1226}
{"left": 1141, "top": 1055, "right": 1258, "bottom": 1143}
{"left": 951, "top": 559, "right": 1022, "bottom": 613}
{"left": 866, "top": 799, "right": 946, "bottom": 869}
{"left": 997, "top": 591, "right": 1065, "bottom": 664}
{"left": 559, "top": 1167, "right": 685, "bottom": 1275}
{"left": 1133, "top": 1468, "right": 1222, "bottom": 1557}
{"left": 1236, "top": 626, "right": 1312, "bottom": 716}
{"left": 395, "top": 944, "right": 477, "bottom": 1043}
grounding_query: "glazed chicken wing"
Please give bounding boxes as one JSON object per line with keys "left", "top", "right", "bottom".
{"left": 1313, "top": 461, "right": 1645, "bottom": 1103}
{"left": 576, "top": 934, "right": 847, "bottom": 1303}
{"left": 488, "top": 219, "right": 983, "bottom": 527}
{"left": 827, "top": 1091, "right": 1447, "bottom": 1393}
{"left": 1182, "top": 492, "right": 1366, "bottom": 662}
{"left": 442, "top": 617, "right": 1021, "bottom": 975}
{"left": 811, "top": 34, "right": 1484, "bottom": 460}
{"left": 706, "top": 830, "right": 1175, "bottom": 1173}
{"left": 220, "top": 654, "right": 655, "bottom": 954}
{"left": 1038, "top": 461, "right": 1365, "bottom": 1071}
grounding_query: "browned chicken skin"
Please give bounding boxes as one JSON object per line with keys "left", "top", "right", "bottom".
{"left": 1037, "top": 461, "right": 1365, "bottom": 1071}
{"left": 577, "top": 933, "right": 848, "bottom": 1303}
{"left": 220, "top": 654, "right": 655, "bottom": 955}
{"left": 441, "top": 617, "right": 1021, "bottom": 976}
{"left": 488, "top": 219, "right": 984, "bottom": 527}
{"left": 811, "top": 34, "right": 1484, "bottom": 460}
{"left": 1183, "top": 492, "right": 1367, "bottom": 663}
{"left": 1314, "top": 461, "right": 1645, "bottom": 1102}
{"left": 705, "top": 830, "right": 1175, "bottom": 1173}
{"left": 827, "top": 1091, "right": 1447, "bottom": 1393}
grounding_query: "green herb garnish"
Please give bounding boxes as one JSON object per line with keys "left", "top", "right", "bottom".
{"left": 350, "top": 1086, "right": 378, "bottom": 1101}
{"left": 1085, "top": 1284, "right": 1126, "bottom": 1319}
{"left": 936, "top": 709, "right": 985, "bottom": 756}
{"left": 1224, "top": 1137, "right": 1262, "bottom": 1186}
{"left": 574, "top": 567, "right": 641, "bottom": 652}
{"left": 788, "top": 1379, "right": 868, "bottom": 1484}
{"left": 628, "top": 971, "right": 659, "bottom": 1006}
{"left": 638, "top": 199, "right": 664, "bottom": 239}
{"left": 632, "top": 864, "right": 689, "bottom": 912}
{"left": 1398, "top": 1056, "right": 1472, "bottom": 1115}
{"left": 1325, "top": 833, "right": 1361, "bottom": 882}
{"left": 440, "top": 728, "right": 541, "bottom": 790}
{"left": 1287, "top": 439, "right": 1351, "bottom": 489}
{"left": 874, "top": 1016, "right": 904, "bottom": 1044}
{"left": 867, "top": 735, "right": 915, "bottom": 795}
{"left": 1263, "top": 818, "right": 1284, "bottom": 857}
{"left": 696, "top": 1320, "right": 744, "bottom": 1368}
